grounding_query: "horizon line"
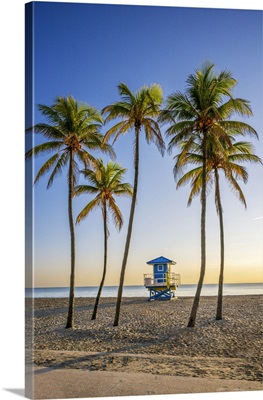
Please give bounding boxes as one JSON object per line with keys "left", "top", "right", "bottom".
{"left": 26, "top": 282, "right": 263, "bottom": 290}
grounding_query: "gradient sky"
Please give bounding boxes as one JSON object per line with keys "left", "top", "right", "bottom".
{"left": 25, "top": 1, "right": 263, "bottom": 287}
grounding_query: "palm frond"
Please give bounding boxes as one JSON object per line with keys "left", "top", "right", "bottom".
{"left": 162, "top": 62, "right": 259, "bottom": 216}
{"left": 75, "top": 159, "right": 132, "bottom": 233}
{"left": 160, "top": 92, "right": 198, "bottom": 123}
{"left": 167, "top": 124, "right": 195, "bottom": 152}
{"left": 74, "top": 184, "right": 99, "bottom": 196}
{"left": 37, "top": 104, "right": 63, "bottom": 126}
{"left": 187, "top": 170, "right": 206, "bottom": 206}
{"left": 228, "top": 153, "right": 262, "bottom": 165}
{"left": 143, "top": 119, "right": 165, "bottom": 156}
{"left": 27, "top": 123, "right": 66, "bottom": 140}
{"left": 118, "top": 82, "right": 135, "bottom": 104}
{"left": 102, "top": 120, "right": 133, "bottom": 144}
{"left": 223, "top": 171, "right": 247, "bottom": 208}
{"left": 33, "top": 152, "right": 67, "bottom": 186}
{"left": 108, "top": 196, "right": 123, "bottom": 231}
{"left": 76, "top": 195, "right": 101, "bottom": 224}
{"left": 219, "top": 121, "right": 258, "bottom": 138}
{"left": 27, "top": 95, "right": 112, "bottom": 194}
{"left": 114, "top": 183, "right": 133, "bottom": 197}
{"left": 218, "top": 98, "right": 253, "bottom": 119}
{"left": 224, "top": 162, "right": 248, "bottom": 183}
{"left": 25, "top": 141, "right": 64, "bottom": 159}
{"left": 176, "top": 166, "right": 203, "bottom": 188}
{"left": 102, "top": 83, "right": 163, "bottom": 154}
{"left": 47, "top": 152, "right": 69, "bottom": 188}
{"left": 102, "top": 103, "right": 132, "bottom": 122}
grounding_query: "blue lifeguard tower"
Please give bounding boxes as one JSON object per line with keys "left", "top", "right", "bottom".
{"left": 144, "top": 256, "right": 181, "bottom": 300}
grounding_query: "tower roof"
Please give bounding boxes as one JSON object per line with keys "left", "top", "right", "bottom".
{"left": 146, "top": 256, "right": 176, "bottom": 265}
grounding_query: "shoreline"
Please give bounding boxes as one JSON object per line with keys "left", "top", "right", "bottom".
{"left": 26, "top": 295, "right": 263, "bottom": 397}
{"left": 25, "top": 282, "right": 263, "bottom": 300}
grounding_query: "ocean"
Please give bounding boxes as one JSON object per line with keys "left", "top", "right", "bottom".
{"left": 25, "top": 283, "right": 263, "bottom": 298}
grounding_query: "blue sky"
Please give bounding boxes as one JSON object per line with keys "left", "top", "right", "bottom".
{"left": 25, "top": 1, "right": 263, "bottom": 287}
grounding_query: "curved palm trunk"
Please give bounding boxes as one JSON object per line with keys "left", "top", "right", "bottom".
{"left": 113, "top": 127, "right": 140, "bottom": 327}
{"left": 91, "top": 203, "right": 108, "bottom": 320}
{"left": 188, "top": 132, "right": 207, "bottom": 328}
{"left": 214, "top": 168, "right": 224, "bottom": 320}
{"left": 66, "top": 150, "right": 76, "bottom": 329}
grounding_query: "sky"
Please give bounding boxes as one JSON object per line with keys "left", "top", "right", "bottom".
{"left": 25, "top": 0, "right": 263, "bottom": 288}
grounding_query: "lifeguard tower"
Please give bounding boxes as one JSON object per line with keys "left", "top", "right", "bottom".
{"left": 144, "top": 256, "right": 181, "bottom": 300}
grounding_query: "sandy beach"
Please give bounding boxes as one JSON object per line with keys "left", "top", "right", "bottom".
{"left": 25, "top": 295, "right": 263, "bottom": 398}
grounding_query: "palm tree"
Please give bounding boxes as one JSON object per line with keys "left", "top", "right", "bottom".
{"left": 25, "top": 95, "right": 114, "bottom": 329}
{"left": 102, "top": 83, "right": 165, "bottom": 326}
{"left": 174, "top": 137, "right": 261, "bottom": 320}
{"left": 160, "top": 62, "right": 257, "bottom": 327}
{"left": 75, "top": 159, "right": 133, "bottom": 320}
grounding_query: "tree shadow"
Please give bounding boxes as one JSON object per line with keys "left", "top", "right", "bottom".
{"left": 26, "top": 298, "right": 148, "bottom": 318}
{"left": 32, "top": 333, "right": 171, "bottom": 375}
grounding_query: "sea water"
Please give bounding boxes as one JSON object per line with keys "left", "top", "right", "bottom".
{"left": 25, "top": 283, "right": 263, "bottom": 298}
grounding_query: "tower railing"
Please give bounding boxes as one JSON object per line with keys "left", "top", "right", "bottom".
{"left": 144, "top": 272, "right": 181, "bottom": 287}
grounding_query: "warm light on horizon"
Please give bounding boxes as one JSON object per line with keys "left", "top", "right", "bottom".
{"left": 27, "top": 261, "right": 263, "bottom": 288}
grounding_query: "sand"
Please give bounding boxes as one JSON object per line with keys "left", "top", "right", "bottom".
{"left": 25, "top": 295, "right": 263, "bottom": 398}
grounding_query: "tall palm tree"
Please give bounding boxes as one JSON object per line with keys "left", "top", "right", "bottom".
{"left": 160, "top": 62, "right": 257, "bottom": 327}
{"left": 102, "top": 83, "right": 165, "bottom": 326}
{"left": 75, "top": 159, "right": 133, "bottom": 320}
{"left": 174, "top": 137, "right": 261, "bottom": 320}
{"left": 25, "top": 95, "right": 114, "bottom": 329}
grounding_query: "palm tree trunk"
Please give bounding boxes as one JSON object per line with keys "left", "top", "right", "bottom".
{"left": 92, "top": 203, "right": 108, "bottom": 320}
{"left": 187, "top": 132, "right": 207, "bottom": 328}
{"left": 113, "top": 126, "right": 140, "bottom": 326}
{"left": 65, "top": 150, "right": 76, "bottom": 329}
{"left": 215, "top": 168, "right": 224, "bottom": 320}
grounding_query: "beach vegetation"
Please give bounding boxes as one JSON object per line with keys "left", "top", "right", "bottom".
{"left": 102, "top": 82, "right": 165, "bottom": 326}
{"left": 174, "top": 136, "right": 261, "bottom": 320}
{"left": 75, "top": 159, "right": 133, "bottom": 320}
{"left": 25, "top": 95, "right": 114, "bottom": 329}
{"left": 159, "top": 62, "right": 257, "bottom": 327}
